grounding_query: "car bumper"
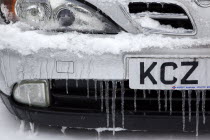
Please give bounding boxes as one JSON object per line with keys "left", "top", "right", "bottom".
{"left": 1, "top": 47, "right": 210, "bottom": 132}
{"left": 1, "top": 91, "right": 210, "bottom": 132}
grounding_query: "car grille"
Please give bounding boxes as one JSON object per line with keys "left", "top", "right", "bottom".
{"left": 50, "top": 80, "right": 210, "bottom": 116}
{"left": 128, "top": 2, "right": 194, "bottom": 33}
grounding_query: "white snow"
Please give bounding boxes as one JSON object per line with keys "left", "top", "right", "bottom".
{"left": 0, "top": 22, "right": 210, "bottom": 57}
{"left": 95, "top": 127, "right": 126, "bottom": 133}
{"left": 131, "top": 15, "right": 193, "bottom": 34}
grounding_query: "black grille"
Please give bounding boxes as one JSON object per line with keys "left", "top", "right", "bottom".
{"left": 129, "top": 3, "right": 186, "bottom": 14}
{"left": 50, "top": 80, "right": 210, "bottom": 116}
{"left": 128, "top": 2, "right": 194, "bottom": 30}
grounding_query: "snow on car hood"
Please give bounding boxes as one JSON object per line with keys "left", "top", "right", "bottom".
{"left": 0, "top": 22, "right": 210, "bottom": 57}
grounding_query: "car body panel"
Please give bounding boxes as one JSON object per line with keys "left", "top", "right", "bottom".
{"left": 84, "top": 0, "right": 210, "bottom": 37}
{"left": 0, "top": 0, "right": 210, "bottom": 132}
{"left": 0, "top": 47, "right": 210, "bottom": 95}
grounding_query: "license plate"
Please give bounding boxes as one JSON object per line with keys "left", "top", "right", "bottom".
{"left": 129, "top": 58, "right": 210, "bottom": 90}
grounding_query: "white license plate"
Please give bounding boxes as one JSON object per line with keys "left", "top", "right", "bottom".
{"left": 129, "top": 58, "right": 210, "bottom": 90}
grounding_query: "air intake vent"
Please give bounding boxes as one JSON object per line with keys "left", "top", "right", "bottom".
{"left": 129, "top": 3, "right": 186, "bottom": 14}
{"left": 128, "top": 2, "right": 195, "bottom": 34}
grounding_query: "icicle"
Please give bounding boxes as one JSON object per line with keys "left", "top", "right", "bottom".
{"left": 161, "top": 3, "right": 164, "bottom": 8}
{"left": 66, "top": 79, "right": 69, "bottom": 94}
{"left": 134, "top": 89, "right": 137, "bottom": 112}
{"left": 146, "top": 3, "right": 150, "bottom": 8}
{"left": 1, "top": 55, "right": 9, "bottom": 87}
{"left": 19, "top": 120, "right": 26, "bottom": 132}
{"left": 66, "top": 62, "right": 70, "bottom": 94}
{"left": 202, "top": 90, "right": 206, "bottom": 125}
{"left": 112, "top": 81, "right": 117, "bottom": 135}
{"left": 157, "top": 90, "right": 161, "bottom": 112}
{"left": 121, "top": 81, "right": 125, "bottom": 128}
{"left": 100, "top": 81, "right": 104, "bottom": 112}
{"left": 29, "top": 122, "right": 35, "bottom": 133}
{"left": 164, "top": 90, "right": 167, "bottom": 111}
{"left": 196, "top": 91, "right": 201, "bottom": 137}
{"left": 46, "top": 59, "right": 49, "bottom": 79}
{"left": 148, "top": 90, "right": 151, "bottom": 94}
{"left": 169, "top": 90, "right": 173, "bottom": 115}
{"left": 49, "top": 79, "right": 52, "bottom": 89}
{"left": 87, "top": 80, "right": 90, "bottom": 98}
{"left": 143, "top": 90, "right": 146, "bottom": 99}
{"left": 188, "top": 90, "right": 192, "bottom": 122}
{"left": 76, "top": 80, "right": 79, "bottom": 88}
{"left": 94, "top": 80, "right": 98, "bottom": 100}
{"left": 105, "top": 81, "right": 110, "bottom": 128}
{"left": 51, "top": 59, "right": 56, "bottom": 80}
{"left": 39, "top": 61, "right": 43, "bottom": 79}
{"left": 182, "top": 90, "right": 186, "bottom": 132}
{"left": 61, "top": 126, "right": 67, "bottom": 134}
{"left": 26, "top": 86, "right": 32, "bottom": 106}
{"left": 97, "top": 131, "right": 101, "bottom": 140}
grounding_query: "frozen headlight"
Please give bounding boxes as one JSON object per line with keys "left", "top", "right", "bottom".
{"left": 1, "top": 0, "right": 120, "bottom": 33}
{"left": 196, "top": 0, "right": 210, "bottom": 7}
{"left": 13, "top": 80, "right": 50, "bottom": 107}
{"left": 50, "top": 1, "right": 120, "bottom": 33}
{"left": 15, "top": 0, "right": 52, "bottom": 25}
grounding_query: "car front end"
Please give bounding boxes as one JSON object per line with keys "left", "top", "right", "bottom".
{"left": 1, "top": 0, "right": 210, "bottom": 135}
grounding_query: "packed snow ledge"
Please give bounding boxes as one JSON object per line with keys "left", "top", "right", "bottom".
{"left": 0, "top": 22, "right": 210, "bottom": 56}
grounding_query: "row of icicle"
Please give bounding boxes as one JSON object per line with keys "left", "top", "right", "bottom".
{"left": 80, "top": 80, "right": 207, "bottom": 136}
{"left": 22, "top": 79, "right": 207, "bottom": 136}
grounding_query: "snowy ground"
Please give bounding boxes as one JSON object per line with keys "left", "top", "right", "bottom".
{"left": 0, "top": 99, "right": 210, "bottom": 140}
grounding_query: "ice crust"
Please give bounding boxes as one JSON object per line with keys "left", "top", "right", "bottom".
{"left": 0, "top": 22, "right": 210, "bottom": 57}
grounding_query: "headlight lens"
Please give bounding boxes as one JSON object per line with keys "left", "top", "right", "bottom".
{"left": 196, "top": 0, "right": 210, "bottom": 7}
{"left": 13, "top": 80, "right": 50, "bottom": 107}
{"left": 15, "top": 0, "right": 52, "bottom": 25}
{"left": 57, "top": 8, "right": 75, "bottom": 27}
{"left": 51, "top": 2, "right": 120, "bottom": 33}
{"left": 2, "top": 0, "right": 120, "bottom": 33}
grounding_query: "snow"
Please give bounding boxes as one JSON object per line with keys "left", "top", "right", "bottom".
{"left": 0, "top": 22, "right": 210, "bottom": 57}
{"left": 131, "top": 15, "right": 193, "bottom": 34}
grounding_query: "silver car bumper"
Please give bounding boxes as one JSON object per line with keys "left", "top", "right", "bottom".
{"left": 0, "top": 47, "right": 210, "bottom": 95}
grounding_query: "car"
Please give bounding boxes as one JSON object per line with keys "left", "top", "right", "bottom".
{"left": 0, "top": 0, "right": 210, "bottom": 136}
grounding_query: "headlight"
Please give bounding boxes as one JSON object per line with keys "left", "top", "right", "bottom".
{"left": 13, "top": 80, "right": 50, "bottom": 107}
{"left": 15, "top": 0, "right": 52, "bottom": 25}
{"left": 196, "top": 0, "right": 210, "bottom": 7}
{"left": 2, "top": 0, "right": 121, "bottom": 33}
